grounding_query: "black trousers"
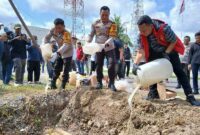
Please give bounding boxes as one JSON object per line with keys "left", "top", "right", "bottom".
{"left": 177, "top": 63, "right": 190, "bottom": 86}
{"left": 124, "top": 61, "right": 130, "bottom": 77}
{"left": 52, "top": 56, "right": 72, "bottom": 88}
{"left": 96, "top": 50, "right": 116, "bottom": 84}
{"left": 149, "top": 52, "right": 192, "bottom": 97}
{"left": 116, "top": 61, "right": 125, "bottom": 79}
{"left": 191, "top": 63, "right": 200, "bottom": 91}
{"left": 71, "top": 60, "right": 77, "bottom": 71}
{"left": 90, "top": 61, "right": 96, "bottom": 75}
{"left": 27, "top": 60, "right": 40, "bottom": 82}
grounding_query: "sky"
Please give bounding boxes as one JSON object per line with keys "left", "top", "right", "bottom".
{"left": 0, "top": 0, "right": 200, "bottom": 41}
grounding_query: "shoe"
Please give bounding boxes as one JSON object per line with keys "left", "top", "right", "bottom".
{"left": 34, "top": 81, "right": 41, "bottom": 84}
{"left": 60, "top": 82, "right": 67, "bottom": 91}
{"left": 108, "top": 82, "right": 111, "bottom": 88}
{"left": 192, "top": 91, "right": 199, "bottom": 95}
{"left": 187, "top": 95, "right": 200, "bottom": 106}
{"left": 14, "top": 83, "right": 21, "bottom": 87}
{"left": 109, "top": 84, "right": 117, "bottom": 92}
{"left": 145, "top": 89, "right": 160, "bottom": 100}
{"left": 176, "top": 85, "right": 181, "bottom": 89}
{"left": 96, "top": 82, "right": 103, "bottom": 90}
{"left": 50, "top": 80, "right": 57, "bottom": 89}
{"left": 28, "top": 81, "right": 33, "bottom": 84}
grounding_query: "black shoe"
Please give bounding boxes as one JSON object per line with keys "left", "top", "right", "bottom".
{"left": 187, "top": 95, "right": 200, "bottom": 106}
{"left": 145, "top": 90, "right": 160, "bottom": 100}
{"left": 60, "top": 82, "right": 67, "bottom": 90}
{"left": 109, "top": 84, "right": 117, "bottom": 92}
{"left": 176, "top": 85, "right": 181, "bottom": 89}
{"left": 96, "top": 82, "right": 103, "bottom": 90}
{"left": 108, "top": 82, "right": 111, "bottom": 88}
{"left": 192, "top": 91, "right": 199, "bottom": 95}
{"left": 50, "top": 80, "right": 57, "bottom": 89}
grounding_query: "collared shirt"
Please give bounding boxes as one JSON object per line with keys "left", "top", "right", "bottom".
{"left": 88, "top": 19, "right": 117, "bottom": 44}
{"left": 44, "top": 28, "right": 73, "bottom": 58}
{"left": 88, "top": 19, "right": 117, "bottom": 52}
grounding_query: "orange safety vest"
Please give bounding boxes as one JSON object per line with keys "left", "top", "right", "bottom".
{"left": 140, "top": 20, "right": 185, "bottom": 61}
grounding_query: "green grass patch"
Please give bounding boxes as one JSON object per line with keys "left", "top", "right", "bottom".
{"left": 0, "top": 83, "right": 45, "bottom": 97}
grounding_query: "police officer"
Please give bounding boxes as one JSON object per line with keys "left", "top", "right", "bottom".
{"left": 132, "top": 15, "right": 200, "bottom": 106}
{"left": 87, "top": 6, "right": 117, "bottom": 91}
{"left": 44, "top": 18, "right": 73, "bottom": 90}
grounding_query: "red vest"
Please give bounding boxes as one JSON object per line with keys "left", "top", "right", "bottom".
{"left": 76, "top": 47, "right": 84, "bottom": 61}
{"left": 140, "top": 20, "right": 185, "bottom": 61}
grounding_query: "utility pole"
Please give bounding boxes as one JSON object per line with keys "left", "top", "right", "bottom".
{"left": 8, "top": 0, "right": 36, "bottom": 45}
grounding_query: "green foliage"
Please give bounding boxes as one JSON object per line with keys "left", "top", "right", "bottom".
{"left": 112, "top": 15, "right": 133, "bottom": 46}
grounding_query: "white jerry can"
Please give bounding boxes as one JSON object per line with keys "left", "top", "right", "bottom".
{"left": 83, "top": 43, "right": 104, "bottom": 55}
{"left": 136, "top": 58, "right": 173, "bottom": 88}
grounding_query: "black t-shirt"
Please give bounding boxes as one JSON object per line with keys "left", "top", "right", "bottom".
{"left": 9, "top": 33, "right": 30, "bottom": 59}
{"left": 114, "top": 39, "right": 123, "bottom": 60}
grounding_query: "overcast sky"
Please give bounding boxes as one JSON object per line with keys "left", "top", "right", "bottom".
{"left": 0, "top": 0, "right": 200, "bottom": 41}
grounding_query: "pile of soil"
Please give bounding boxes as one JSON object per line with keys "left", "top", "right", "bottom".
{"left": 1, "top": 87, "right": 200, "bottom": 135}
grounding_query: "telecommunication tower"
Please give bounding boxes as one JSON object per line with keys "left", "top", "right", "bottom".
{"left": 64, "top": 0, "right": 85, "bottom": 38}
{"left": 131, "top": 0, "right": 144, "bottom": 50}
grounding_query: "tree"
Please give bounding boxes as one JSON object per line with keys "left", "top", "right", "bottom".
{"left": 112, "top": 15, "right": 133, "bottom": 47}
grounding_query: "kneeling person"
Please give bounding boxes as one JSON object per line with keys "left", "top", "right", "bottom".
{"left": 132, "top": 15, "right": 200, "bottom": 106}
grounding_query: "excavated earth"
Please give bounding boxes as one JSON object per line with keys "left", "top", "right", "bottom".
{"left": 1, "top": 87, "right": 200, "bottom": 135}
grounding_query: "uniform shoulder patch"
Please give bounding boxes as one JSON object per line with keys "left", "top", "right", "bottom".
{"left": 63, "top": 31, "right": 71, "bottom": 45}
{"left": 109, "top": 23, "right": 117, "bottom": 37}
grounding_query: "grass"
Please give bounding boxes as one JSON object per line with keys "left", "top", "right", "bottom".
{"left": 0, "top": 83, "right": 46, "bottom": 97}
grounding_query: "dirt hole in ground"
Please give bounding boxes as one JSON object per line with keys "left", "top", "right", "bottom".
{"left": 1, "top": 87, "right": 200, "bottom": 135}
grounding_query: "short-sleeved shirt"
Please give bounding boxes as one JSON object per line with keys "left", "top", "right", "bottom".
{"left": 114, "top": 39, "right": 123, "bottom": 60}
{"left": 44, "top": 28, "right": 73, "bottom": 58}
{"left": 138, "top": 20, "right": 176, "bottom": 58}
{"left": 88, "top": 19, "right": 117, "bottom": 52}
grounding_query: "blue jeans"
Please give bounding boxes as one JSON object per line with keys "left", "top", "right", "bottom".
{"left": 76, "top": 60, "right": 84, "bottom": 74}
{"left": 2, "top": 61, "right": 13, "bottom": 84}
{"left": 191, "top": 63, "right": 200, "bottom": 91}
{"left": 47, "top": 61, "right": 54, "bottom": 79}
{"left": 0, "top": 61, "right": 2, "bottom": 80}
{"left": 0, "top": 42, "right": 3, "bottom": 80}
